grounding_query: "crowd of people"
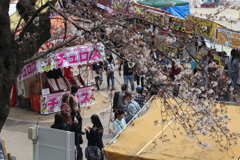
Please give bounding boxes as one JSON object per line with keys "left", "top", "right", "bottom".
{"left": 51, "top": 85, "right": 104, "bottom": 160}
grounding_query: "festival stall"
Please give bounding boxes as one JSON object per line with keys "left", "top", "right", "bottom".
{"left": 17, "top": 43, "right": 105, "bottom": 114}
{"left": 104, "top": 98, "right": 240, "bottom": 160}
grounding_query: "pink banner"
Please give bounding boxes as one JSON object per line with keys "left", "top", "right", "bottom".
{"left": 40, "top": 86, "right": 95, "bottom": 114}
{"left": 18, "top": 61, "right": 37, "bottom": 81}
{"left": 17, "top": 44, "right": 105, "bottom": 81}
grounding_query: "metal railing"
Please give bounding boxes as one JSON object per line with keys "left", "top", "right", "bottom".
{"left": 104, "top": 95, "right": 156, "bottom": 149}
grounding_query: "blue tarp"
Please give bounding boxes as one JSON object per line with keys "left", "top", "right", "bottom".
{"left": 161, "top": 5, "right": 190, "bottom": 18}
{"left": 139, "top": 0, "right": 190, "bottom": 18}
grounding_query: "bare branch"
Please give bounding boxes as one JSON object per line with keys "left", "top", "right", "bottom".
{"left": 23, "top": 34, "right": 78, "bottom": 64}
{"left": 18, "top": 0, "right": 57, "bottom": 42}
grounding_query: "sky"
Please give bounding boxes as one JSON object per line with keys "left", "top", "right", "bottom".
{"left": 9, "top": 0, "right": 18, "bottom": 16}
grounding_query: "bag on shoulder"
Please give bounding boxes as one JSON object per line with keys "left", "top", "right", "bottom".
{"left": 125, "top": 101, "right": 141, "bottom": 123}
{"left": 85, "top": 146, "right": 102, "bottom": 160}
{"left": 107, "top": 63, "right": 115, "bottom": 72}
{"left": 95, "top": 68, "right": 102, "bottom": 74}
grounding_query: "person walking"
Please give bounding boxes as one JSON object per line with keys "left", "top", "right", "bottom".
{"left": 119, "top": 59, "right": 135, "bottom": 93}
{"left": 104, "top": 52, "right": 115, "bottom": 91}
{"left": 70, "top": 85, "right": 84, "bottom": 134}
{"left": 85, "top": 114, "right": 104, "bottom": 160}
{"left": 92, "top": 61, "right": 103, "bottom": 90}
{"left": 61, "top": 93, "right": 72, "bottom": 126}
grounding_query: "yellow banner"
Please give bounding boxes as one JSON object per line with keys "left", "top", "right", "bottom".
{"left": 215, "top": 27, "right": 240, "bottom": 48}
{"left": 186, "top": 15, "right": 223, "bottom": 39}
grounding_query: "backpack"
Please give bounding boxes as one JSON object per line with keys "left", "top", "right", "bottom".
{"left": 94, "top": 63, "right": 103, "bottom": 74}
{"left": 112, "top": 92, "right": 120, "bottom": 111}
{"left": 125, "top": 101, "right": 141, "bottom": 123}
{"left": 85, "top": 146, "right": 102, "bottom": 160}
{"left": 95, "top": 68, "right": 102, "bottom": 74}
{"left": 85, "top": 129, "right": 102, "bottom": 160}
{"left": 107, "top": 62, "right": 115, "bottom": 72}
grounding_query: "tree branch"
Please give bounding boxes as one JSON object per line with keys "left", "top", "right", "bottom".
{"left": 18, "top": 0, "right": 57, "bottom": 42}
{"left": 23, "top": 34, "right": 78, "bottom": 64}
{"left": 48, "top": 3, "right": 91, "bottom": 33}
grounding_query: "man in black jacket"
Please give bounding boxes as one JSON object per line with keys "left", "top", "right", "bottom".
{"left": 119, "top": 59, "right": 135, "bottom": 93}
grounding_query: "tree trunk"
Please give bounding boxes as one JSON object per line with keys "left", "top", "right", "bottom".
{"left": 0, "top": 0, "right": 55, "bottom": 131}
{"left": 0, "top": 0, "right": 18, "bottom": 131}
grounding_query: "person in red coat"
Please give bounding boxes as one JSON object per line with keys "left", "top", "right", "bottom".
{"left": 169, "top": 61, "right": 181, "bottom": 81}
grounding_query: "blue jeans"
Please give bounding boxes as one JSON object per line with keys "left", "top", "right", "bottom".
{"left": 230, "top": 73, "right": 238, "bottom": 90}
{"left": 123, "top": 75, "right": 135, "bottom": 91}
{"left": 99, "top": 72, "right": 103, "bottom": 81}
{"left": 107, "top": 72, "right": 114, "bottom": 87}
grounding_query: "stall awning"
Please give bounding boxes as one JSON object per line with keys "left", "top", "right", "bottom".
{"left": 104, "top": 98, "right": 240, "bottom": 160}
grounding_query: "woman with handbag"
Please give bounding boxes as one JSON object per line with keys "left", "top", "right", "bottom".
{"left": 85, "top": 114, "right": 104, "bottom": 160}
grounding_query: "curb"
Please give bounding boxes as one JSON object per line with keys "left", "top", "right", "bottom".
{"left": 7, "top": 90, "right": 113, "bottom": 123}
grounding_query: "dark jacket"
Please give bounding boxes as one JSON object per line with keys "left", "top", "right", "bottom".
{"left": 86, "top": 127, "right": 104, "bottom": 150}
{"left": 118, "top": 60, "right": 134, "bottom": 75}
{"left": 150, "top": 51, "right": 162, "bottom": 61}
{"left": 112, "top": 92, "right": 120, "bottom": 111}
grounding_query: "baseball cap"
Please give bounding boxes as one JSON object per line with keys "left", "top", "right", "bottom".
{"left": 136, "top": 86, "right": 142, "bottom": 91}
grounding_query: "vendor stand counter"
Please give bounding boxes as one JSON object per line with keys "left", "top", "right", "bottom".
{"left": 17, "top": 43, "right": 105, "bottom": 114}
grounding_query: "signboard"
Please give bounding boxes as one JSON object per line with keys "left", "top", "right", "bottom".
{"left": 186, "top": 15, "right": 223, "bottom": 39}
{"left": 148, "top": 12, "right": 169, "bottom": 27}
{"left": 18, "top": 44, "right": 105, "bottom": 81}
{"left": 41, "top": 88, "right": 50, "bottom": 95}
{"left": 169, "top": 17, "right": 185, "bottom": 32}
{"left": 40, "top": 86, "right": 95, "bottom": 114}
{"left": 215, "top": 27, "right": 240, "bottom": 48}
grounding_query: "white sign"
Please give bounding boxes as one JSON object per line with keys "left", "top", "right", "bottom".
{"left": 41, "top": 88, "right": 50, "bottom": 95}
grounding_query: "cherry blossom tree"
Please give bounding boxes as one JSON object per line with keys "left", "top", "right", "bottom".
{"left": 1, "top": 0, "right": 240, "bottom": 158}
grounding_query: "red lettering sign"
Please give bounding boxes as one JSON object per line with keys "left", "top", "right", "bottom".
{"left": 56, "top": 53, "right": 68, "bottom": 67}
{"left": 68, "top": 54, "right": 79, "bottom": 64}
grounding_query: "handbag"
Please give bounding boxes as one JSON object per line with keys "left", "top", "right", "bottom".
{"left": 85, "top": 128, "right": 102, "bottom": 160}
{"left": 85, "top": 145, "right": 102, "bottom": 160}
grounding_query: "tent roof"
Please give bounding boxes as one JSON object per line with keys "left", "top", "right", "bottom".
{"left": 139, "top": 0, "right": 189, "bottom": 8}
{"left": 104, "top": 98, "right": 240, "bottom": 160}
